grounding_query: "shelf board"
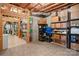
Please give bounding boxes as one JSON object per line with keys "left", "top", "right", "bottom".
{"left": 53, "top": 28, "right": 67, "bottom": 30}
{"left": 51, "top": 21, "right": 67, "bottom": 24}
{"left": 53, "top": 33, "right": 67, "bottom": 35}
{"left": 70, "top": 19, "right": 79, "bottom": 21}
{"left": 70, "top": 26, "right": 79, "bottom": 28}
{"left": 70, "top": 34, "right": 79, "bottom": 35}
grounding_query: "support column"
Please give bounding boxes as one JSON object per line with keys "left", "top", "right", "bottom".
{"left": 26, "top": 16, "right": 30, "bottom": 43}
{"left": 0, "top": 9, "right": 3, "bottom": 51}
{"left": 67, "top": 5, "right": 71, "bottom": 49}
{"left": 18, "top": 17, "right": 21, "bottom": 38}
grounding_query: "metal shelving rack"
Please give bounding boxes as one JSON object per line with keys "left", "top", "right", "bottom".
{"left": 51, "top": 16, "right": 68, "bottom": 47}
{"left": 51, "top": 4, "right": 79, "bottom": 49}
{"left": 69, "top": 17, "right": 79, "bottom": 51}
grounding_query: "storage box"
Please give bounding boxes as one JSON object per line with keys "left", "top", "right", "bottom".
{"left": 38, "top": 18, "right": 47, "bottom": 24}
{"left": 70, "top": 4, "right": 79, "bottom": 19}
{"left": 51, "top": 24, "right": 56, "bottom": 28}
{"left": 70, "top": 4, "right": 79, "bottom": 12}
{"left": 52, "top": 34, "right": 60, "bottom": 39}
{"left": 71, "top": 20, "right": 79, "bottom": 26}
{"left": 51, "top": 16, "right": 59, "bottom": 22}
{"left": 60, "top": 23, "right": 67, "bottom": 28}
{"left": 71, "top": 11, "right": 79, "bottom": 19}
{"left": 61, "top": 35, "right": 66, "bottom": 43}
{"left": 55, "top": 23, "right": 61, "bottom": 28}
{"left": 71, "top": 28, "right": 79, "bottom": 34}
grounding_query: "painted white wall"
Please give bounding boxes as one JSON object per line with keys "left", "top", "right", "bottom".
{"left": 31, "top": 12, "right": 56, "bottom": 42}
{"left": 31, "top": 16, "right": 40, "bottom": 42}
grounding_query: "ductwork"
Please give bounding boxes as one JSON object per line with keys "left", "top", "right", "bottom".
{"left": 31, "top": 12, "right": 51, "bottom": 18}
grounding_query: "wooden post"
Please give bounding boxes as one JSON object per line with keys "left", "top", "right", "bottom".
{"left": 26, "top": 16, "right": 30, "bottom": 43}
{"left": 18, "top": 17, "right": 21, "bottom": 38}
{"left": 0, "top": 9, "right": 3, "bottom": 51}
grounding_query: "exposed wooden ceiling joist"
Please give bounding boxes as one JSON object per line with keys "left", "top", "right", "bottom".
{"left": 55, "top": 3, "right": 78, "bottom": 11}
{"left": 23, "top": 3, "right": 31, "bottom": 9}
{"left": 30, "top": 3, "right": 39, "bottom": 11}
{"left": 37, "top": 3, "right": 54, "bottom": 12}
{"left": 39, "top": 3, "right": 61, "bottom": 12}
{"left": 10, "top": 3, "right": 78, "bottom": 13}
{"left": 11, "top": 3, "right": 31, "bottom": 9}
{"left": 45, "top": 3, "right": 68, "bottom": 12}
{"left": 45, "top": 3, "right": 78, "bottom": 12}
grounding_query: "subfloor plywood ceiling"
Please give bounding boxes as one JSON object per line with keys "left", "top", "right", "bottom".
{"left": 11, "top": 3, "right": 78, "bottom": 13}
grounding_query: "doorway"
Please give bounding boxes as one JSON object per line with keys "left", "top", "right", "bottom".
{"left": 3, "top": 21, "right": 26, "bottom": 49}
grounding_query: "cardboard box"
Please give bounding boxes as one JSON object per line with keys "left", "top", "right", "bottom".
{"left": 71, "top": 20, "right": 79, "bottom": 26}
{"left": 61, "top": 35, "right": 66, "bottom": 43}
{"left": 60, "top": 23, "right": 67, "bottom": 28}
{"left": 51, "top": 24, "right": 56, "bottom": 28}
{"left": 71, "top": 11, "right": 79, "bottom": 19}
{"left": 55, "top": 23, "right": 60, "bottom": 28}
{"left": 51, "top": 16, "right": 59, "bottom": 22}
{"left": 38, "top": 18, "right": 47, "bottom": 24}
{"left": 70, "top": 4, "right": 79, "bottom": 19}
{"left": 52, "top": 34, "right": 60, "bottom": 39}
{"left": 70, "top": 4, "right": 79, "bottom": 12}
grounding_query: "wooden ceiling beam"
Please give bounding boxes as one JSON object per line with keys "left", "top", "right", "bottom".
{"left": 30, "top": 3, "right": 39, "bottom": 11}
{"left": 10, "top": 3, "right": 20, "bottom": 7}
{"left": 40, "top": 4, "right": 63, "bottom": 12}
{"left": 23, "top": 3, "right": 31, "bottom": 9}
{"left": 56, "top": 3, "right": 77, "bottom": 11}
{"left": 46, "top": 3, "right": 78, "bottom": 12}
{"left": 39, "top": 3, "right": 61, "bottom": 12}
{"left": 45, "top": 3, "right": 68, "bottom": 12}
{"left": 38, "top": 3, "right": 54, "bottom": 12}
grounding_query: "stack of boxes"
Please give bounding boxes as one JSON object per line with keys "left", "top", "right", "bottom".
{"left": 70, "top": 4, "right": 79, "bottom": 19}
{"left": 70, "top": 4, "right": 79, "bottom": 26}
{"left": 38, "top": 18, "right": 47, "bottom": 24}
{"left": 51, "top": 9, "right": 68, "bottom": 44}
{"left": 51, "top": 16, "right": 61, "bottom": 43}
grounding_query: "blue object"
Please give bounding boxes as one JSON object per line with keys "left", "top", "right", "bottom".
{"left": 45, "top": 27, "right": 53, "bottom": 36}
{"left": 71, "top": 35, "right": 76, "bottom": 43}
